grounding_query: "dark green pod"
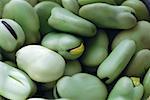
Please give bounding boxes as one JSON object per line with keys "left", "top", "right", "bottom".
{"left": 48, "top": 7, "right": 96, "bottom": 37}
{"left": 97, "top": 39, "right": 136, "bottom": 84}
{"left": 3, "top": 0, "right": 40, "bottom": 44}
{"left": 80, "top": 30, "right": 109, "bottom": 67}
{"left": 122, "top": 0, "right": 150, "bottom": 21}
{"left": 79, "top": 3, "right": 137, "bottom": 29}
{"left": 34, "top": 1, "right": 61, "bottom": 36}
{"left": 41, "top": 32, "right": 85, "bottom": 60}
{"left": 112, "top": 21, "right": 150, "bottom": 52}
{"left": 108, "top": 77, "right": 143, "bottom": 100}
{"left": 125, "top": 49, "right": 150, "bottom": 77}
{"left": 0, "top": 19, "right": 25, "bottom": 52}
{"left": 62, "top": 0, "right": 80, "bottom": 14}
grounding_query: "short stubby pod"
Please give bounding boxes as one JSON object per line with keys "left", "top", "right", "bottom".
{"left": 16, "top": 45, "right": 66, "bottom": 82}
{"left": 79, "top": 3, "right": 137, "bottom": 29}
{"left": 34, "top": 1, "right": 61, "bottom": 35}
{"left": 122, "top": 0, "right": 150, "bottom": 21}
{"left": 80, "top": 30, "right": 109, "bottom": 67}
{"left": 125, "top": 49, "right": 150, "bottom": 77}
{"left": 143, "top": 68, "right": 150, "bottom": 99}
{"left": 0, "top": 19, "right": 25, "bottom": 52}
{"left": 41, "top": 32, "right": 85, "bottom": 60}
{"left": 48, "top": 7, "right": 96, "bottom": 37}
{"left": 64, "top": 60, "right": 82, "bottom": 76}
{"left": 108, "top": 77, "right": 144, "bottom": 100}
{"left": 78, "top": 0, "right": 116, "bottom": 5}
{"left": 62, "top": 0, "right": 80, "bottom": 14}
{"left": 0, "top": 61, "right": 37, "bottom": 100}
{"left": 97, "top": 39, "right": 136, "bottom": 84}
{"left": 112, "top": 21, "right": 150, "bottom": 52}
{"left": 55, "top": 73, "right": 108, "bottom": 100}
{"left": 3, "top": 0, "right": 40, "bottom": 44}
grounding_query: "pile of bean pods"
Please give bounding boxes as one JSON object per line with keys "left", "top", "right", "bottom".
{"left": 0, "top": 0, "right": 150, "bottom": 100}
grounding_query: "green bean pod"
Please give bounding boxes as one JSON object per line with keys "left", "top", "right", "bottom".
{"left": 41, "top": 32, "right": 85, "bottom": 60}
{"left": 3, "top": 0, "right": 40, "bottom": 44}
{"left": 62, "top": 0, "right": 80, "bottom": 14}
{"left": 80, "top": 30, "right": 109, "bottom": 67}
{"left": 79, "top": 3, "right": 137, "bottom": 29}
{"left": 34, "top": 1, "right": 61, "bottom": 35}
{"left": 97, "top": 39, "right": 136, "bottom": 84}
{"left": 143, "top": 68, "right": 150, "bottom": 99}
{"left": 0, "top": 61, "right": 37, "bottom": 100}
{"left": 112, "top": 21, "right": 150, "bottom": 52}
{"left": 125, "top": 49, "right": 150, "bottom": 77}
{"left": 48, "top": 7, "right": 96, "bottom": 37}
{"left": 122, "top": 0, "right": 150, "bottom": 21}
{"left": 56, "top": 73, "right": 108, "bottom": 100}
{"left": 108, "top": 77, "right": 143, "bottom": 100}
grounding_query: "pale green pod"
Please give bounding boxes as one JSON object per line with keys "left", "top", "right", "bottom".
{"left": 3, "top": 0, "right": 40, "bottom": 44}
{"left": 48, "top": 7, "right": 96, "bottom": 37}
{"left": 34, "top": 1, "right": 60, "bottom": 35}
{"left": 125, "top": 49, "right": 150, "bottom": 77}
{"left": 64, "top": 60, "right": 82, "bottom": 76}
{"left": 79, "top": 3, "right": 137, "bottom": 29}
{"left": 16, "top": 45, "right": 66, "bottom": 82}
{"left": 112, "top": 21, "right": 150, "bottom": 52}
{"left": 0, "top": 19, "right": 25, "bottom": 52}
{"left": 122, "top": 0, "right": 150, "bottom": 21}
{"left": 41, "top": 32, "right": 85, "bottom": 60}
{"left": 4, "top": 61, "right": 17, "bottom": 68}
{"left": 97, "top": 39, "right": 136, "bottom": 84}
{"left": 0, "top": 61, "right": 37, "bottom": 100}
{"left": 56, "top": 73, "right": 108, "bottom": 100}
{"left": 62, "top": 0, "right": 79, "bottom": 14}
{"left": 78, "top": 0, "right": 116, "bottom": 5}
{"left": 108, "top": 77, "right": 144, "bottom": 100}
{"left": 143, "top": 68, "right": 150, "bottom": 99}
{"left": 80, "top": 30, "right": 109, "bottom": 67}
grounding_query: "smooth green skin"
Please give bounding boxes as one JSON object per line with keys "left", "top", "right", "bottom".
{"left": 4, "top": 61, "right": 17, "bottom": 68}
{"left": 64, "top": 60, "right": 82, "bottom": 76}
{"left": 108, "top": 77, "right": 144, "bottom": 100}
{"left": 0, "top": 61, "right": 37, "bottom": 100}
{"left": 34, "top": 1, "right": 60, "bottom": 36}
{"left": 125, "top": 49, "right": 150, "bottom": 77}
{"left": 80, "top": 30, "right": 109, "bottom": 67}
{"left": 62, "top": 0, "right": 79, "bottom": 14}
{"left": 41, "top": 32, "right": 84, "bottom": 60}
{"left": 16, "top": 45, "right": 66, "bottom": 83}
{"left": 122, "top": 0, "right": 150, "bottom": 21}
{"left": 97, "top": 39, "right": 136, "bottom": 84}
{"left": 143, "top": 68, "right": 150, "bottom": 99}
{"left": 78, "top": 0, "right": 116, "bottom": 5}
{"left": 3, "top": 0, "right": 40, "bottom": 44}
{"left": 0, "top": 19, "right": 25, "bottom": 52}
{"left": 79, "top": 3, "right": 137, "bottom": 29}
{"left": 38, "top": 0, "right": 62, "bottom": 4}
{"left": 112, "top": 21, "right": 150, "bottom": 52}
{"left": 56, "top": 73, "right": 108, "bottom": 100}
{"left": 28, "top": 98, "right": 70, "bottom": 100}
{"left": 48, "top": 7, "right": 96, "bottom": 37}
